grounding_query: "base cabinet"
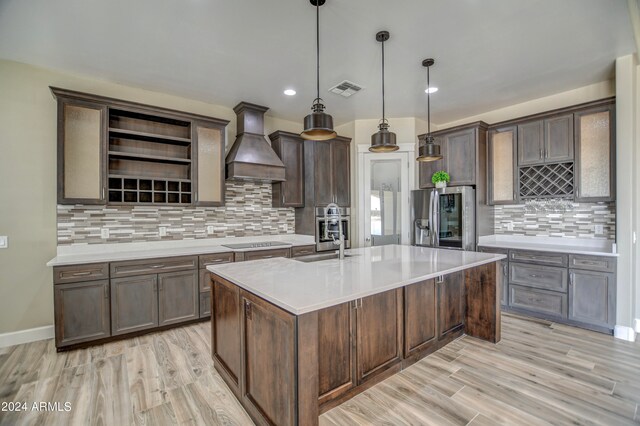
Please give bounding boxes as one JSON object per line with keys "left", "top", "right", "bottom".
{"left": 158, "top": 270, "right": 199, "bottom": 326}
{"left": 54, "top": 280, "right": 111, "bottom": 347}
{"left": 241, "top": 290, "right": 297, "bottom": 426}
{"left": 568, "top": 270, "right": 615, "bottom": 329}
{"left": 356, "top": 289, "right": 403, "bottom": 384}
{"left": 111, "top": 275, "right": 159, "bottom": 335}
{"left": 404, "top": 279, "right": 437, "bottom": 358}
{"left": 437, "top": 271, "right": 465, "bottom": 338}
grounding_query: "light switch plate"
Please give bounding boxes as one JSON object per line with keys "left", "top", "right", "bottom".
{"left": 594, "top": 224, "right": 604, "bottom": 234}
{"left": 505, "top": 222, "right": 514, "bottom": 231}
{"left": 159, "top": 227, "right": 167, "bottom": 237}
{"left": 0, "top": 236, "right": 7, "bottom": 248}
{"left": 206, "top": 225, "right": 214, "bottom": 235}
{"left": 100, "top": 228, "right": 109, "bottom": 239}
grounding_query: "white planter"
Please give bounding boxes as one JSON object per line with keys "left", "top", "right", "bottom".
{"left": 435, "top": 181, "right": 447, "bottom": 189}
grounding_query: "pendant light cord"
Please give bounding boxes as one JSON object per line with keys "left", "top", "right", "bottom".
{"left": 381, "top": 39, "right": 385, "bottom": 122}
{"left": 316, "top": 0, "right": 320, "bottom": 103}
{"left": 427, "top": 64, "right": 431, "bottom": 137}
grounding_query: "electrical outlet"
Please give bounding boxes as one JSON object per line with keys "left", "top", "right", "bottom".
{"left": 206, "top": 225, "right": 214, "bottom": 235}
{"left": 505, "top": 222, "right": 514, "bottom": 231}
{"left": 100, "top": 228, "right": 109, "bottom": 239}
{"left": 594, "top": 224, "right": 604, "bottom": 234}
{"left": 284, "top": 223, "right": 289, "bottom": 232}
{"left": 159, "top": 227, "right": 167, "bottom": 237}
{"left": 0, "top": 236, "right": 7, "bottom": 249}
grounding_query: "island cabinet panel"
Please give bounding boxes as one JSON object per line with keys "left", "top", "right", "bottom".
{"left": 110, "top": 275, "right": 158, "bottom": 336}
{"left": 54, "top": 280, "right": 111, "bottom": 347}
{"left": 403, "top": 279, "right": 437, "bottom": 359}
{"left": 356, "top": 289, "right": 403, "bottom": 384}
{"left": 465, "top": 262, "right": 501, "bottom": 343}
{"left": 241, "top": 290, "right": 297, "bottom": 426}
{"left": 317, "top": 303, "right": 356, "bottom": 405}
{"left": 437, "top": 271, "right": 465, "bottom": 339}
{"left": 158, "top": 270, "right": 199, "bottom": 326}
{"left": 211, "top": 276, "right": 242, "bottom": 393}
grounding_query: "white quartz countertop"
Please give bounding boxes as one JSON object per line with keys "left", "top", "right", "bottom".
{"left": 478, "top": 235, "right": 618, "bottom": 257}
{"left": 207, "top": 245, "right": 505, "bottom": 315}
{"left": 46, "top": 234, "right": 315, "bottom": 266}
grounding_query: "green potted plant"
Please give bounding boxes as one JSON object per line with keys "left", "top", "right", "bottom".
{"left": 431, "top": 171, "right": 450, "bottom": 189}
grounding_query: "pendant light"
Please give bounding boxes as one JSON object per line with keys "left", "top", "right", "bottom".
{"left": 300, "top": 0, "right": 337, "bottom": 141}
{"left": 369, "top": 31, "right": 399, "bottom": 153}
{"left": 416, "top": 58, "right": 443, "bottom": 162}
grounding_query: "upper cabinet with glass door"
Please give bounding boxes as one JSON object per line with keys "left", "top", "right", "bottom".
{"left": 51, "top": 88, "right": 229, "bottom": 206}
{"left": 488, "top": 126, "right": 517, "bottom": 205}
{"left": 574, "top": 102, "right": 615, "bottom": 202}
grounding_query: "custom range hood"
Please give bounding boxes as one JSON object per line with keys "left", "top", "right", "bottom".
{"left": 225, "top": 102, "right": 286, "bottom": 182}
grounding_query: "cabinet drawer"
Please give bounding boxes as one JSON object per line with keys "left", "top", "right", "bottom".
{"left": 239, "top": 248, "right": 291, "bottom": 262}
{"left": 509, "top": 263, "right": 567, "bottom": 292}
{"left": 198, "top": 252, "right": 234, "bottom": 268}
{"left": 509, "top": 250, "right": 568, "bottom": 267}
{"left": 569, "top": 255, "right": 616, "bottom": 273}
{"left": 110, "top": 256, "right": 197, "bottom": 278}
{"left": 54, "top": 263, "right": 109, "bottom": 284}
{"left": 509, "top": 284, "right": 567, "bottom": 319}
{"left": 200, "top": 292, "right": 211, "bottom": 318}
{"left": 477, "top": 246, "right": 508, "bottom": 256}
{"left": 291, "top": 245, "right": 316, "bottom": 258}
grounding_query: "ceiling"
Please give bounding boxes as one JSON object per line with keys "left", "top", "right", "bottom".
{"left": 0, "top": 0, "right": 635, "bottom": 125}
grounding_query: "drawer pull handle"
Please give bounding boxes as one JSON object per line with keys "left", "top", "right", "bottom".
{"left": 151, "top": 265, "right": 165, "bottom": 269}
{"left": 529, "top": 274, "right": 540, "bottom": 278}
{"left": 262, "top": 255, "right": 274, "bottom": 259}
{"left": 72, "top": 271, "right": 93, "bottom": 276}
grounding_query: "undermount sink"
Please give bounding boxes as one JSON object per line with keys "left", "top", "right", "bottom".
{"left": 294, "top": 252, "right": 355, "bottom": 263}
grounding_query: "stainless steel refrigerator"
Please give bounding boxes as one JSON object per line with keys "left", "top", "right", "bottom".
{"left": 411, "top": 186, "right": 476, "bottom": 251}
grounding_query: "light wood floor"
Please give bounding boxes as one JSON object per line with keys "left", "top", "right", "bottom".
{"left": 1, "top": 314, "right": 639, "bottom": 425}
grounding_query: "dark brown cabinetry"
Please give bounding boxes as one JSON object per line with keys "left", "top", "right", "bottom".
{"left": 234, "top": 247, "right": 291, "bottom": 262}
{"left": 211, "top": 276, "right": 242, "bottom": 393}
{"left": 568, "top": 269, "right": 615, "bottom": 329}
{"left": 313, "top": 138, "right": 351, "bottom": 206}
{"left": 488, "top": 126, "right": 518, "bottom": 204}
{"left": 478, "top": 246, "right": 509, "bottom": 307}
{"left": 111, "top": 274, "right": 158, "bottom": 336}
{"left": 158, "top": 270, "right": 199, "bottom": 326}
{"left": 487, "top": 98, "right": 615, "bottom": 203}
{"left": 54, "top": 280, "right": 111, "bottom": 347}
{"left": 55, "top": 98, "right": 107, "bottom": 205}
{"left": 517, "top": 115, "right": 573, "bottom": 166}
{"left": 574, "top": 104, "right": 615, "bottom": 202}
{"left": 356, "top": 289, "right": 403, "bottom": 384}
{"left": 241, "top": 290, "right": 297, "bottom": 426}
{"left": 198, "top": 252, "right": 234, "bottom": 318}
{"left": 51, "top": 87, "right": 229, "bottom": 206}
{"left": 437, "top": 271, "right": 465, "bottom": 338}
{"left": 403, "top": 279, "right": 437, "bottom": 358}
{"left": 418, "top": 123, "right": 487, "bottom": 188}
{"left": 480, "top": 245, "right": 617, "bottom": 333}
{"left": 291, "top": 245, "right": 316, "bottom": 257}
{"left": 270, "top": 131, "right": 305, "bottom": 207}
{"left": 317, "top": 303, "right": 356, "bottom": 406}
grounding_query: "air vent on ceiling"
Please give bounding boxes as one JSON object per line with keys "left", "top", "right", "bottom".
{"left": 328, "top": 80, "right": 364, "bottom": 98}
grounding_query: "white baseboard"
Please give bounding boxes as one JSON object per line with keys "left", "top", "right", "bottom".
{"left": 0, "top": 325, "right": 54, "bottom": 349}
{"left": 634, "top": 318, "right": 640, "bottom": 334}
{"left": 614, "top": 324, "right": 637, "bottom": 342}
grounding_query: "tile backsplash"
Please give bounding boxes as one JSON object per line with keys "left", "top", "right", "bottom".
{"left": 494, "top": 202, "right": 615, "bottom": 240}
{"left": 57, "top": 182, "right": 295, "bottom": 245}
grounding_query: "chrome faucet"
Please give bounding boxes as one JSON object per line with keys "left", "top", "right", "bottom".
{"left": 324, "top": 203, "right": 345, "bottom": 260}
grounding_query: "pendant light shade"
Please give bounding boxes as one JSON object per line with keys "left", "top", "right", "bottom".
{"left": 370, "top": 30, "right": 399, "bottom": 152}
{"left": 301, "top": 0, "right": 337, "bottom": 141}
{"left": 416, "top": 58, "right": 443, "bottom": 162}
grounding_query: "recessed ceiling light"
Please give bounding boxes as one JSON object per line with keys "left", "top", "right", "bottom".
{"left": 425, "top": 87, "right": 438, "bottom": 94}
{"left": 284, "top": 89, "right": 296, "bottom": 96}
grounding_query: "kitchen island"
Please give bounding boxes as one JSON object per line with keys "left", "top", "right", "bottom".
{"left": 207, "top": 245, "right": 505, "bottom": 426}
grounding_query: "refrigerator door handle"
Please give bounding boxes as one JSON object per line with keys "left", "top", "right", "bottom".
{"left": 429, "top": 190, "right": 435, "bottom": 246}
{"left": 434, "top": 191, "right": 440, "bottom": 247}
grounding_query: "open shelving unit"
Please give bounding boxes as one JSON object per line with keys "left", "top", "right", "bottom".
{"left": 107, "top": 109, "right": 193, "bottom": 205}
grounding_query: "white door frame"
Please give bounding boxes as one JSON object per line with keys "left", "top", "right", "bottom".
{"left": 357, "top": 143, "right": 416, "bottom": 247}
